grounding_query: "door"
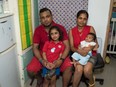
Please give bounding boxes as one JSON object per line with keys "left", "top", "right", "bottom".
{"left": 103, "top": 0, "right": 114, "bottom": 58}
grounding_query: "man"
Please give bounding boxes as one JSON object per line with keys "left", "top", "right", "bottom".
{"left": 27, "top": 8, "right": 72, "bottom": 87}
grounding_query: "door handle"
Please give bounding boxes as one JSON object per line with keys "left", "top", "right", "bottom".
{"left": 0, "top": 20, "right": 7, "bottom": 23}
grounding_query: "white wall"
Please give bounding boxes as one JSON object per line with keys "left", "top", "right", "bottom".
{"left": 88, "top": 0, "right": 111, "bottom": 55}
{"left": 8, "top": 0, "right": 25, "bottom": 86}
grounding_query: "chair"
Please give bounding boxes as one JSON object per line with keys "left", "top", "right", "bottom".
{"left": 68, "top": 37, "right": 105, "bottom": 87}
{"left": 92, "top": 37, "right": 104, "bottom": 85}
{"left": 93, "top": 53, "right": 104, "bottom": 85}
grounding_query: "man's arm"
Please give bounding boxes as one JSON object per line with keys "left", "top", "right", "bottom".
{"left": 42, "top": 52, "right": 47, "bottom": 61}
{"left": 61, "top": 40, "right": 70, "bottom": 59}
{"left": 33, "top": 43, "right": 47, "bottom": 66}
{"left": 33, "top": 43, "right": 42, "bottom": 60}
{"left": 58, "top": 25, "right": 70, "bottom": 59}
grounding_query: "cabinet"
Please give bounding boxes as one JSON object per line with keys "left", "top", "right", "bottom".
{"left": 0, "top": 15, "right": 20, "bottom": 87}
{"left": 0, "top": 16, "right": 15, "bottom": 52}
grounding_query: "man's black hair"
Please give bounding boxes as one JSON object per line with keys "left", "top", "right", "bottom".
{"left": 39, "top": 7, "right": 52, "bottom": 15}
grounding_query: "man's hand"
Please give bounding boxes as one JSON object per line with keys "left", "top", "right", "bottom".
{"left": 42, "top": 60, "right": 48, "bottom": 67}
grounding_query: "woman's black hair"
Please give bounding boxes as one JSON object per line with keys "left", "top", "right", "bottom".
{"left": 49, "top": 26, "right": 63, "bottom": 41}
{"left": 76, "top": 10, "right": 89, "bottom": 19}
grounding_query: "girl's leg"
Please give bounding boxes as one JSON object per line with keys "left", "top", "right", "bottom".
{"left": 50, "top": 75, "right": 57, "bottom": 87}
{"left": 84, "top": 62, "right": 95, "bottom": 87}
{"left": 43, "top": 78, "right": 50, "bottom": 87}
{"left": 73, "top": 65, "right": 83, "bottom": 87}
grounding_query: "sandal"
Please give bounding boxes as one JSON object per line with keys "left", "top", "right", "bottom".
{"left": 36, "top": 73, "right": 43, "bottom": 87}
{"left": 88, "top": 76, "right": 95, "bottom": 87}
{"left": 36, "top": 79, "right": 43, "bottom": 87}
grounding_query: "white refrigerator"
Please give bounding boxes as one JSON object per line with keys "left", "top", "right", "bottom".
{"left": 0, "top": 15, "right": 20, "bottom": 87}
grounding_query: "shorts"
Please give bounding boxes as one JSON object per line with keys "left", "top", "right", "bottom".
{"left": 42, "top": 67, "right": 60, "bottom": 77}
{"left": 71, "top": 52, "right": 90, "bottom": 65}
{"left": 27, "top": 56, "right": 72, "bottom": 74}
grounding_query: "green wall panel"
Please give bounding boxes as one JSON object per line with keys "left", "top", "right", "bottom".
{"left": 34, "top": 0, "right": 39, "bottom": 28}
{"left": 22, "top": 49, "right": 33, "bottom": 69}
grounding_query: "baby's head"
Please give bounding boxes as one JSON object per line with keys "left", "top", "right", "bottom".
{"left": 85, "top": 33, "right": 96, "bottom": 42}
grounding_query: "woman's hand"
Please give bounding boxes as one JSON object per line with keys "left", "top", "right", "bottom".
{"left": 77, "top": 48, "right": 88, "bottom": 56}
{"left": 70, "top": 61, "right": 80, "bottom": 67}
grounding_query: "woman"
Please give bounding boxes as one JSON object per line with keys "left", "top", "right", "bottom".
{"left": 69, "top": 10, "right": 98, "bottom": 87}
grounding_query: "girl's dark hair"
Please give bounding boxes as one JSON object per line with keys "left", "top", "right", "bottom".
{"left": 88, "top": 33, "right": 96, "bottom": 41}
{"left": 76, "top": 10, "right": 89, "bottom": 19}
{"left": 39, "top": 7, "right": 52, "bottom": 15}
{"left": 49, "top": 26, "right": 63, "bottom": 41}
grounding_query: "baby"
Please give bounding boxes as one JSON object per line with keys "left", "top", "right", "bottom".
{"left": 71, "top": 33, "right": 96, "bottom": 65}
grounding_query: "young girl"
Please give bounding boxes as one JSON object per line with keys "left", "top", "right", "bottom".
{"left": 42, "top": 26, "right": 65, "bottom": 87}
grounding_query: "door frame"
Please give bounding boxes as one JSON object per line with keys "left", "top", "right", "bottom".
{"left": 103, "top": 0, "right": 114, "bottom": 58}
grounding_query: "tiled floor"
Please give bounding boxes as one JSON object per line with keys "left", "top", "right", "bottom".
{"left": 25, "top": 57, "right": 116, "bottom": 87}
